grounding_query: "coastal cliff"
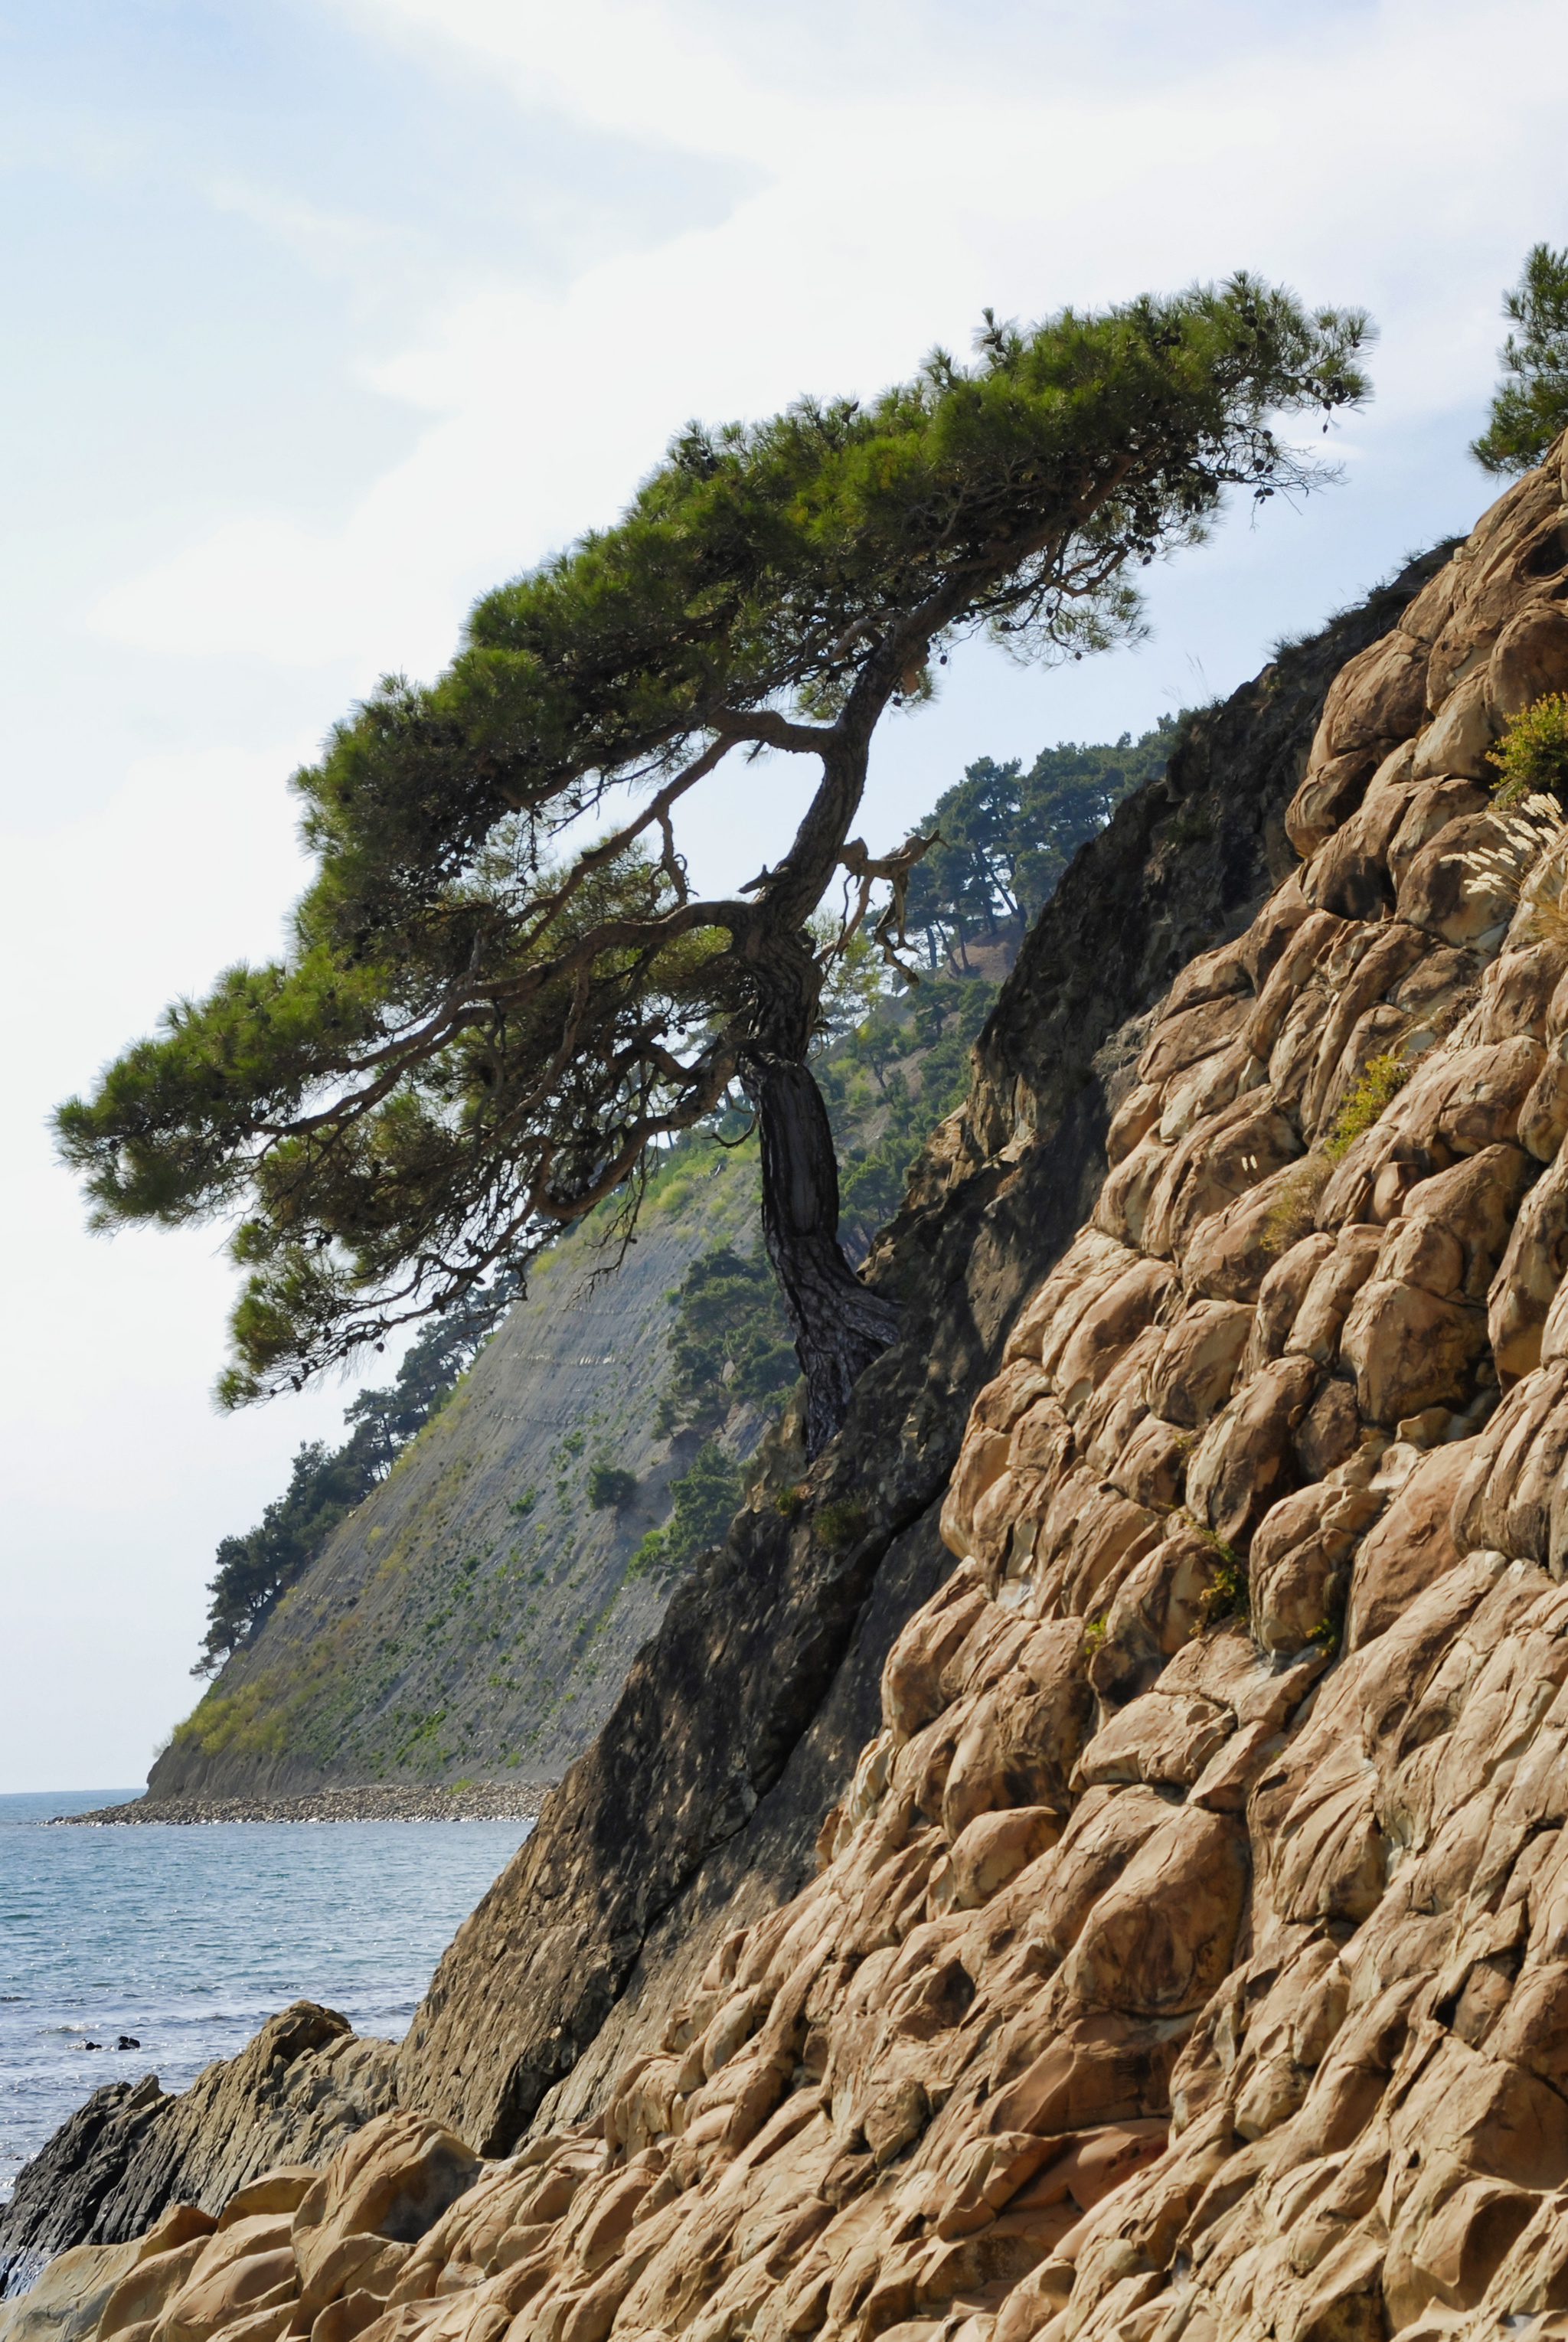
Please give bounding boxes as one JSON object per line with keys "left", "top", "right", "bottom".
{"left": 145, "top": 1156, "right": 768, "bottom": 1801}
{"left": 15, "top": 443, "right": 1568, "bottom": 2342}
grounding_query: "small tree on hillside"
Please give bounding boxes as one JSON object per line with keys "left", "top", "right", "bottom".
{"left": 1472, "top": 243, "right": 1568, "bottom": 476}
{"left": 57, "top": 281, "right": 1370, "bottom": 1458}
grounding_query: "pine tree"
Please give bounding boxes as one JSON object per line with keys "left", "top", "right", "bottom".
{"left": 57, "top": 280, "right": 1370, "bottom": 1457}
{"left": 1472, "top": 243, "right": 1568, "bottom": 476}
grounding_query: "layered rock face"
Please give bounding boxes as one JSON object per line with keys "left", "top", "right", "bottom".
{"left": 24, "top": 457, "right": 1568, "bottom": 2342}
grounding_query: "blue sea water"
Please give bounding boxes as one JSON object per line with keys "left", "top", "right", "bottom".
{"left": 0, "top": 1792, "right": 533, "bottom": 2202}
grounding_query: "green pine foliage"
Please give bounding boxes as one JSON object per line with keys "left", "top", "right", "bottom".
{"left": 627, "top": 1441, "right": 744, "bottom": 1584}
{"left": 903, "top": 718, "right": 1181, "bottom": 966}
{"left": 57, "top": 281, "right": 1371, "bottom": 1412}
{"left": 1472, "top": 243, "right": 1568, "bottom": 475}
{"left": 188, "top": 695, "right": 1180, "bottom": 1655}
{"left": 586, "top": 1462, "right": 639, "bottom": 1509}
{"left": 820, "top": 975, "right": 1001, "bottom": 1255}
{"left": 655, "top": 1247, "right": 799, "bottom": 1436}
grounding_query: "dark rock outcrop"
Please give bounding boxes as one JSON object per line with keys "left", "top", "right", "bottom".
{"left": 0, "top": 2007, "right": 396, "bottom": 2295}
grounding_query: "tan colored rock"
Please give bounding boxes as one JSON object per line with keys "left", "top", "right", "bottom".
{"left": 1397, "top": 807, "right": 1530, "bottom": 946}
{"left": 1074, "top": 1329, "right": 1159, "bottom": 1479}
{"left": 158, "top": 2237, "right": 298, "bottom": 2342}
{"left": 1300, "top": 782, "right": 1414, "bottom": 920}
{"left": 1155, "top": 1034, "right": 1264, "bottom": 1146}
{"left": 1426, "top": 466, "right": 1568, "bottom": 707}
{"left": 1412, "top": 668, "right": 1498, "bottom": 780}
{"left": 1104, "top": 1413, "right": 1184, "bottom": 1511}
{"left": 1103, "top": 1083, "right": 1162, "bottom": 1169}
{"left": 1242, "top": 910, "right": 1347, "bottom": 1060}
{"left": 1347, "top": 1438, "right": 1472, "bottom": 1645}
{"left": 98, "top": 2245, "right": 214, "bottom": 2342}
{"left": 881, "top": 1575, "right": 989, "bottom": 1743}
{"left": 1142, "top": 1301, "right": 1251, "bottom": 1429}
{"left": 1086, "top": 1527, "right": 1223, "bottom": 1705}
{"left": 931, "top": 1809, "right": 1062, "bottom": 1914}
{"left": 1089, "top": 1125, "right": 1168, "bottom": 1251}
{"left": 1246, "top": 1230, "right": 1337, "bottom": 1371}
{"left": 1141, "top": 1093, "right": 1302, "bottom": 1268}
{"left": 1284, "top": 745, "right": 1387, "bottom": 858}
{"left": 1179, "top": 1162, "right": 1316, "bottom": 1305}
{"left": 1486, "top": 598, "right": 1568, "bottom": 721}
{"left": 940, "top": 1622, "right": 1093, "bottom": 1836}
{"left": 1339, "top": 1275, "right": 1488, "bottom": 1424}
{"left": 215, "top": 2174, "right": 318, "bottom": 2229}
{"left": 292, "top": 2115, "right": 479, "bottom": 2313}
{"left": 1480, "top": 939, "right": 1568, "bottom": 1043}
{"left": 1388, "top": 776, "right": 1493, "bottom": 892}
{"left": 1318, "top": 629, "right": 1429, "bottom": 757}
{"left": 939, "top": 1425, "right": 1011, "bottom": 1560}
{"left": 1285, "top": 1223, "right": 1385, "bottom": 1363}
{"left": 1135, "top": 995, "right": 1251, "bottom": 1088}
{"left": 1449, "top": 1364, "right": 1568, "bottom": 1568}
{"left": 309, "top": 2298, "right": 384, "bottom": 2342}
{"left": 0, "top": 2242, "right": 146, "bottom": 2342}
{"left": 1442, "top": 1040, "right": 1548, "bottom": 1154}
{"left": 1076, "top": 1690, "right": 1231, "bottom": 1792}
{"left": 1397, "top": 541, "right": 1465, "bottom": 649}
{"left": 1295, "top": 1374, "right": 1364, "bottom": 1477}
{"left": 1001, "top": 1230, "right": 1132, "bottom": 1370}
{"left": 1491, "top": 1147, "right": 1568, "bottom": 1379}
{"left": 1519, "top": 1040, "right": 1568, "bottom": 1161}
{"left": 1249, "top": 1480, "right": 1382, "bottom": 1654}
{"left": 1184, "top": 1354, "right": 1317, "bottom": 1550}
{"left": 1050, "top": 1258, "right": 1175, "bottom": 1420}
{"left": 1377, "top": 1210, "right": 1465, "bottom": 1297}
{"left": 1396, "top": 1142, "right": 1534, "bottom": 1297}
{"left": 982, "top": 2008, "right": 1181, "bottom": 2143}
{"left": 1060, "top": 1806, "right": 1248, "bottom": 2017}
{"left": 1298, "top": 923, "right": 1431, "bottom": 1135}
{"left": 1318, "top": 1060, "right": 1536, "bottom": 1230}
{"left": 1393, "top": 937, "right": 1481, "bottom": 1041}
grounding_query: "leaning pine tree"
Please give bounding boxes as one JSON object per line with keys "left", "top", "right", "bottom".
{"left": 58, "top": 282, "right": 1370, "bottom": 1458}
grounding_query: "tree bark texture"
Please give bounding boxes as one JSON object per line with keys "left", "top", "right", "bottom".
{"left": 746, "top": 1054, "right": 900, "bottom": 1459}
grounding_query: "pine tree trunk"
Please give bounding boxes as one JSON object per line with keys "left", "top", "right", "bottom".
{"left": 747, "top": 1054, "right": 900, "bottom": 1459}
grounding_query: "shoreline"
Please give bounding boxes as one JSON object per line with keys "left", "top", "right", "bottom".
{"left": 52, "top": 1782, "right": 548, "bottom": 1827}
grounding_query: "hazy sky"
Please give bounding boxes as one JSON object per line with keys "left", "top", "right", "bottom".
{"left": 4, "top": 0, "right": 1564, "bottom": 1790}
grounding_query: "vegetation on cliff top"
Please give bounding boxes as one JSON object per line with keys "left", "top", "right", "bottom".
{"left": 57, "top": 279, "right": 1370, "bottom": 1460}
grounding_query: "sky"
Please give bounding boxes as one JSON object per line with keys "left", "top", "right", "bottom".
{"left": 3, "top": 0, "right": 1565, "bottom": 1790}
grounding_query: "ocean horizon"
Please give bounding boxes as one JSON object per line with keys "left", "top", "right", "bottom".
{"left": 0, "top": 1789, "right": 531, "bottom": 2205}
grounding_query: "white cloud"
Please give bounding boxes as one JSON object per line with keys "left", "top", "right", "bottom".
{"left": 93, "top": 0, "right": 1568, "bottom": 703}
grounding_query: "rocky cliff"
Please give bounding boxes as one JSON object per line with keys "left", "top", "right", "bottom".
{"left": 18, "top": 448, "right": 1568, "bottom": 2342}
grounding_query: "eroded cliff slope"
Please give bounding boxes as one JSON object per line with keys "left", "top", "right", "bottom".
{"left": 149, "top": 1156, "right": 767, "bottom": 1799}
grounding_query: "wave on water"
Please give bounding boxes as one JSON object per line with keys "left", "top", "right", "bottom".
{"left": 0, "top": 1790, "right": 532, "bottom": 2201}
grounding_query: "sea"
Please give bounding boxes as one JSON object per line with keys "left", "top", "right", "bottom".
{"left": 0, "top": 1791, "right": 534, "bottom": 2205}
